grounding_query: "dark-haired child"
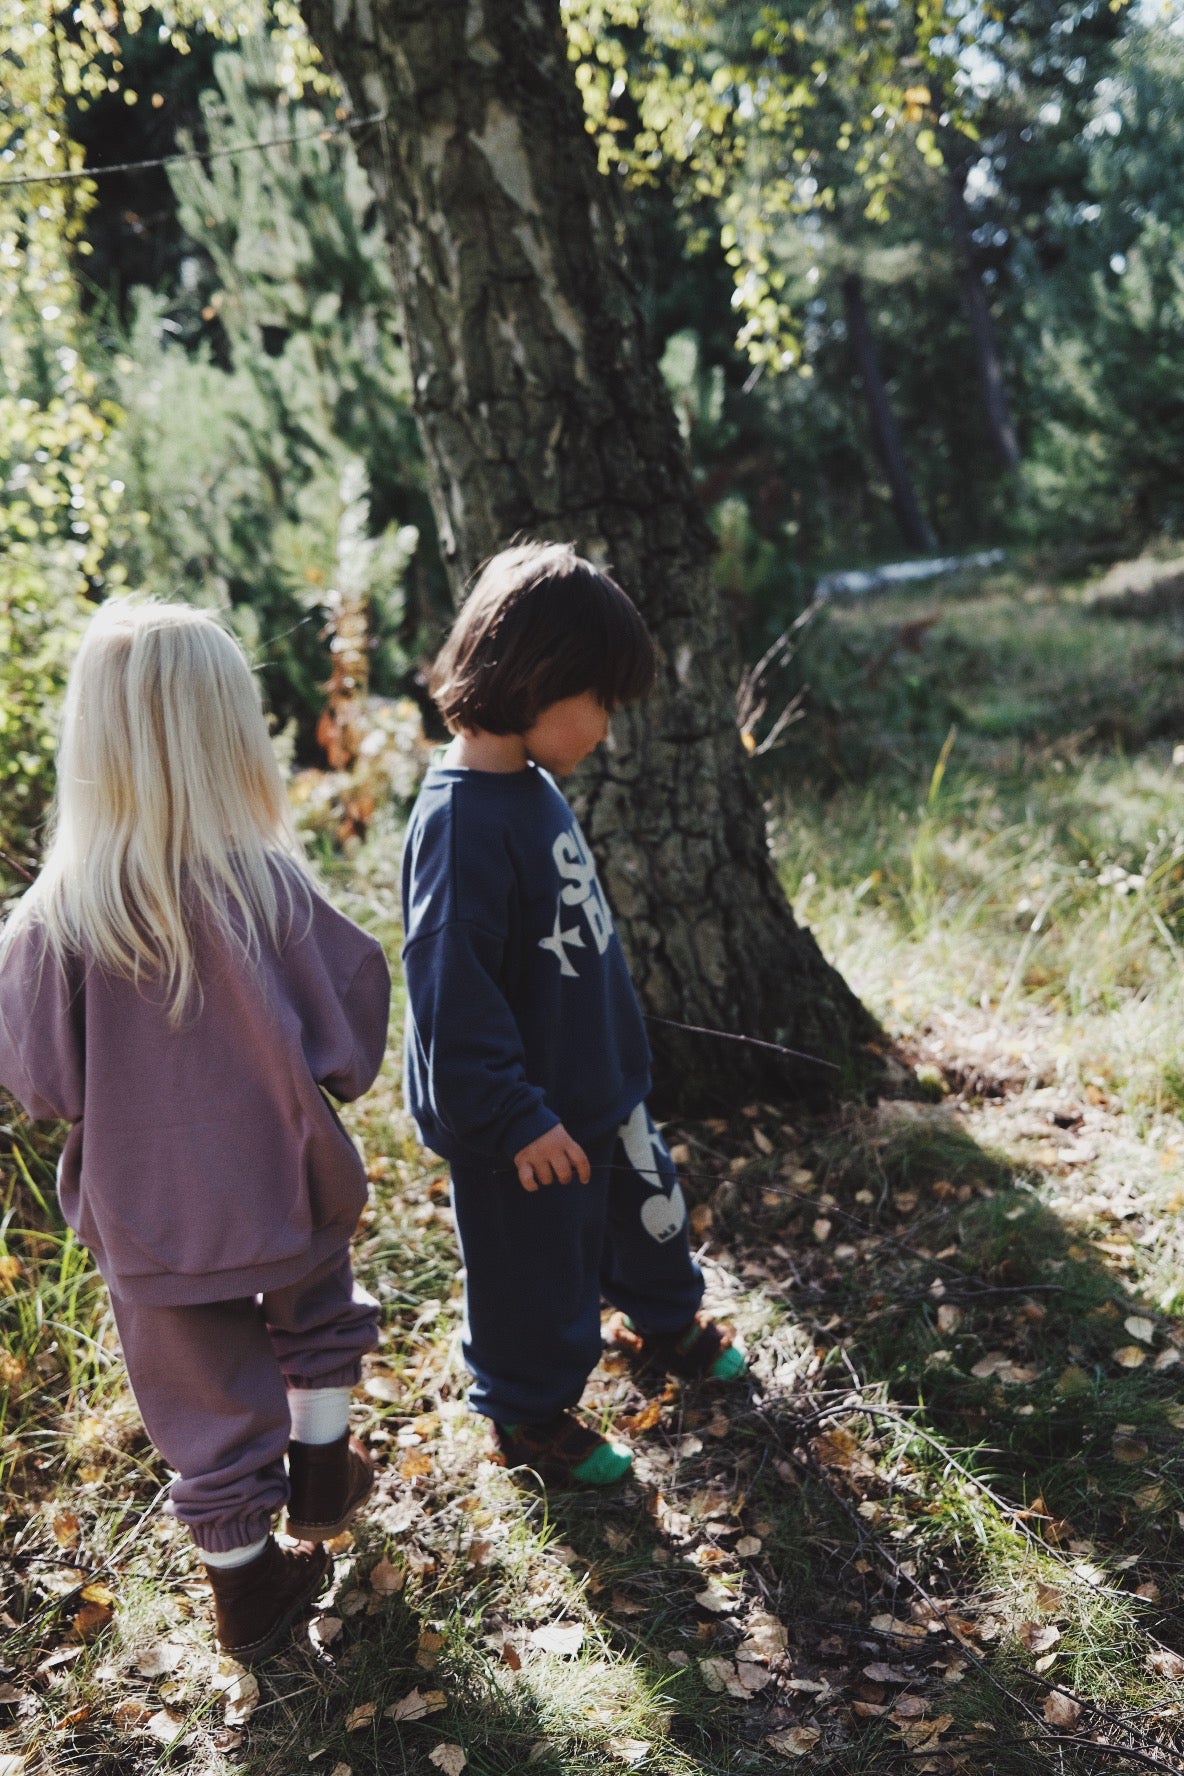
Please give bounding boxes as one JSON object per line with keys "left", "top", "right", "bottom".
{"left": 401, "top": 541, "right": 745, "bottom": 1485}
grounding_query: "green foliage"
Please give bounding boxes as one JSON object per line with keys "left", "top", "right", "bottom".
{"left": 1017, "top": 22, "right": 1184, "bottom": 542}
{"left": 565, "top": 0, "right": 1161, "bottom": 573}
{"left": 563, "top": 0, "right": 955, "bottom": 369}
{"left": 769, "top": 572, "right": 1184, "bottom": 795}
{"left": 103, "top": 37, "right": 436, "bottom": 744}
{"left": 0, "top": 5, "right": 131, "bottom": 875}
{"left": 1, "top": 9, "right": 431, "bottom": 860}
{"left": 564, "top": 1, "right": 1131, "bottom": 367}
{"left": 0, "top": 3, "right": 304, "bottom": 869}
{"left": 0, "top": 577, "right": 88, "bottom": 879}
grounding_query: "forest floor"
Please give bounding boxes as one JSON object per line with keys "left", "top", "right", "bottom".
{"left": 6, "top": 566, "right": 1184, "bottom": 1775}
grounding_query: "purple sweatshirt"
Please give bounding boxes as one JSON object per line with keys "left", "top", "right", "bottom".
{"left": 0, "top": 866, "right": 391, "bottom": 1306}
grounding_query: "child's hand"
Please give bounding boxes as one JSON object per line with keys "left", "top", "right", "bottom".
{"left": 513, "top": 1125, "right": 591, "bottom": 1192}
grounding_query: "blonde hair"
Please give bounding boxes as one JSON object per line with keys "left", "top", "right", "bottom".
{"left": 1, "top": 597, "right": 312, "bottom": 1025}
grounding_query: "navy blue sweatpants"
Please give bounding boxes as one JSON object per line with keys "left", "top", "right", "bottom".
{"left": 449, "top": 1103, "right": 704, "bottom": 1423}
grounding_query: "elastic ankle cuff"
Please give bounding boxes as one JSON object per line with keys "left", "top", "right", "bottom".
{"left": 190, "top": 1510, "right": 277, "bottom": 1556}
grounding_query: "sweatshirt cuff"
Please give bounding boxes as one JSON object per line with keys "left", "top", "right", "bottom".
{"left": 501, "top": 1103, "right": 561, "bottom": 1161}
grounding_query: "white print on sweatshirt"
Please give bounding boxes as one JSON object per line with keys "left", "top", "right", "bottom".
{"left": 538, "top": 824, "right": 614, "bottom": 977}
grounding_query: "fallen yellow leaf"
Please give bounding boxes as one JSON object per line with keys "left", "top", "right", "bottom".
{"left": 222, "top": 1672, "right": 259, "bottom": 1727}
{"left": 766, "top": 1725, "right": 821, "bottom": 1755}
{"left": 736, "top": 1609, "right": 788, "bottom": 1661}
{"left": 369, "top": 1557, "right": 404, "bottom": 1595}
{"left": 1042, "top": 1690, "right": 1082, "bottom": 1728}
{"left": 71, "top": 1600, "right": 112, "bottom": 1641}
{"left": 51, "top": 1511, "right": 80, "bottom": 1548}
{"left": 618, "top": 1400, "right": 662, "bottom": 1433}
{"left": 386, "top": 1687, "right": 446, "bottom": 1722}
{"left": 416, "top": 1629, "right": 446, "bottom": 1669}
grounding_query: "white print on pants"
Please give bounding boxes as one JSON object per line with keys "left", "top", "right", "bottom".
{"left": 618, "top": 1103, "right": 688, "bottom": 1244}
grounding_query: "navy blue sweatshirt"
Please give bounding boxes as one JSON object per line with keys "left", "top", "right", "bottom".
{"left": 401, "top": 761, "right": 652, "bottom": 1163}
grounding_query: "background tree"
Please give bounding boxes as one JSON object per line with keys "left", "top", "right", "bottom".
{"left": 295, "top": 0, "right": 884, "bottom": 1101}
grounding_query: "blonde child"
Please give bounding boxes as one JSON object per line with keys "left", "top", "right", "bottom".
{"left": 0, "top": 600, "right": 390, "bottom": 1662}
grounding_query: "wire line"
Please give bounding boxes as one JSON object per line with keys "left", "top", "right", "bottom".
{"left": 0, "top": 109, "right": 387, "bottom": 190}
{"left": 645, "top": 1011, "right": 841, "bottom": 1070}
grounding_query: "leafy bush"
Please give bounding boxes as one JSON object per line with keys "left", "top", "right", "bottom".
{"left": 103, "top": 38, "right": 443, "bottom": 752}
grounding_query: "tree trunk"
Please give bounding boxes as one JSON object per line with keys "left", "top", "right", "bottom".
{"left": 840, "top": 272, "right": 937, "bottom": 554}
{"left": 946, "top": 165, "right": 1022, "bottom": 470}
{"left": 298, "top": 0, "right": 883, "bottom": 1103}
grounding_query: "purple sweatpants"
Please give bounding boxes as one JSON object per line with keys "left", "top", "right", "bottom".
{"left": 108, "top": 1247, "right": 380, "bottom": 1553}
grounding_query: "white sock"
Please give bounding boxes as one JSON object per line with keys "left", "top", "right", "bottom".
{"left": 202, "top": 1533, "right": 268, "bottom": 1569}
{"left": 288, "top": 1384, "right": 352, "bottom": 1446}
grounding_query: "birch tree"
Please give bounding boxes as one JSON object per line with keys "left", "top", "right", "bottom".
{"left": 296, "top": 0, "right": 882, "bottom": 1101}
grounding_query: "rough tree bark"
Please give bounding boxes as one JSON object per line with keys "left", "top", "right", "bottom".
{"left": 840, "top": 272, "right": 937, "bottom": 554}
{"left": 946, "top": 165, "right": 1022, "bottom": 470}
{"left": 298, "top": 0, "right": 883, "bottom": 1103}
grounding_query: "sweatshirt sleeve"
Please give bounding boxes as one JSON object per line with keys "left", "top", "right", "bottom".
{"left": 319, "top": 944, "right": 392, "bottom": 1102}
{"left": 401, "top": 788, "right": 559, "bottom": 1159}
{"left": 0, "top": 923, "right": 85, "bottom": 1124}
{"left": 289, "top": 883, "right": 392, "bottom": 1104}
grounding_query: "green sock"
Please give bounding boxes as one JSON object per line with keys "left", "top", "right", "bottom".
{"left": 497, "top": 1422, "right": 633, "bottom": 1485}
{"left": 571, "top": 1439, "right": 633, "bottom": 1485}
{"left": 710, "top": 1340, "right": 748, "bottom": 1381}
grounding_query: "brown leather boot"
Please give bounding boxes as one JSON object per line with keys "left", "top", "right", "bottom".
{"left": 204, "top": 1536, "right": 329, "bottom": 1664}
{"left": 490, "top": 1412, "right": 632, "bottom": 1487}
{"left": 285, "top": 1433, "right": 375, "bottom": 1540}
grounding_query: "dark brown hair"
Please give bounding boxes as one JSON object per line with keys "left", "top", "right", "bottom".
{"left": 429, "top": 541, "right": 656, "bottom": 734}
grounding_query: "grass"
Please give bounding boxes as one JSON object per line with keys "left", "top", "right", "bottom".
{"left": 5, "top": 566, "right": 1184, "bottom": 1771}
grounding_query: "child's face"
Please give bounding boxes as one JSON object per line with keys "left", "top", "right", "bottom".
{"left": 522, "top": 690, "right": 610, "bottom": 776}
